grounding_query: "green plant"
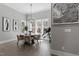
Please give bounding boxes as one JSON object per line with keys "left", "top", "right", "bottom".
{"left": 22, "top": 26, "right": 28, "bottom": 33}
{"left": 25, "top": 26, "right": 28, "bottom": 31}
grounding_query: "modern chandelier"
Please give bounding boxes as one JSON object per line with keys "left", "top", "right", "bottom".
{"left": 30, "top": 4, "right": 32, "bottom": 20}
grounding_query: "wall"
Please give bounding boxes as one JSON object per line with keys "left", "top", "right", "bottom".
{"left": 51, "top": 3, "right": 79, "bottom": 55}
{"left": 0, "top": 3, "right": 26, "bottom": 41}
{"left": 51, "top": 24, "right": 79, "bottom": 55}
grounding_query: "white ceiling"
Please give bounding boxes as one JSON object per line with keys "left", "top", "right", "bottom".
{"left": 3, "top": 3, "right": 51, "bottom": 14}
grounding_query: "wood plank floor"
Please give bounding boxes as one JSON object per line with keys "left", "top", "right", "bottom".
{"left": 0, "top": 40, "right": 51, "bottom": 56}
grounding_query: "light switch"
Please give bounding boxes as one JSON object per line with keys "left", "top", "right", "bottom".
{"left": 62, "top": 46, "right": 65, "bottom": 50}
{"left": 64, "top": 28, "right": 71, "bottom": 32}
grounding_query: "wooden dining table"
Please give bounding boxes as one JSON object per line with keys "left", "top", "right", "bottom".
{"left": 23, "top": 34, "right": 40, "bottom": 45}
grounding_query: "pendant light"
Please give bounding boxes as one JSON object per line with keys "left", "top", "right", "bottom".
{"left": 29, "top": 3, "right": 33, "bottom": 35}
{"left": 30, "top": 4, "right": 32, "bottom": 20}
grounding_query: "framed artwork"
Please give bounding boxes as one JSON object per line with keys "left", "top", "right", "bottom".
{"left": 2, "top": 17, "right": 10, "bottom": 31}
{"left": 52, "top": 3, "right": 79, "bottom": 23}
{"left": 13, "top": 19, "right": 18, "bottom": 31}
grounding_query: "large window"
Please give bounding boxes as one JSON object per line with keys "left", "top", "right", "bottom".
{"left": 27, "top": 19, "right": 50, "bottom": 35}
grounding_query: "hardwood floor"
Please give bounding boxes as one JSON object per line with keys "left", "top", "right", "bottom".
{"left": 0, "top": 40, "right": 51, "bottom": 56}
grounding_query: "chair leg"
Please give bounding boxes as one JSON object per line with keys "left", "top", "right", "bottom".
{"left": 17, "top": 40, "right": 19, "bottom": 47}
{"left": 37, "top": 40, "right": 38, "bottom": 42}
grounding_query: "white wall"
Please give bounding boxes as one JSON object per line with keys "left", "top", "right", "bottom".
{"left": 0, "top": 3, "right": 26, "bottom": 41}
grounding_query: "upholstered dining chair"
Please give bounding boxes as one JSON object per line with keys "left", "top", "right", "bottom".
{"left": 17, "top": 35, "right": 25, "bottom": 46}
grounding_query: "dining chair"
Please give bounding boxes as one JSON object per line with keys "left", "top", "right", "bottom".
{"left": 17, "top": 35, "right": 25, "bottom": 46}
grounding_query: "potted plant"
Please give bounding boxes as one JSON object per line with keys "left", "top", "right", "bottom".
{"left": 22, "top": 26, "right": 28, "bottom": 35}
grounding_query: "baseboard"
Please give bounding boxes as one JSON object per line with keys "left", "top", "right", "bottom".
{"left": 50, "top": 49, "right": 78, "bottom": 56}
{"left": 0, "top": 39, "right": 16, "bottom": 44}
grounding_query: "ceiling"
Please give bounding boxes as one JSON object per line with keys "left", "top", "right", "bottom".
{"left": 3, "top": 3, "right": 51, "bottom": 14}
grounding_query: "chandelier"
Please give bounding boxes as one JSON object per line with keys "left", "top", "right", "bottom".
{"left": 30, "top": 4, "right": 32, "bottom": 21}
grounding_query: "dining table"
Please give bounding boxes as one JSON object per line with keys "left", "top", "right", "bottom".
{"left": 23, "top": 34, "right": 40, "bottom": 45}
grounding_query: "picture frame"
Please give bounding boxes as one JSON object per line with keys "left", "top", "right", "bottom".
{"left": 52, "top": 3, "right": 79, "bottom": 24}
{"left": 2, "top": 17, "right": 10, "bottom": 31}
{"left": 13, "top": 19, "right": 19, "bottom": 31}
